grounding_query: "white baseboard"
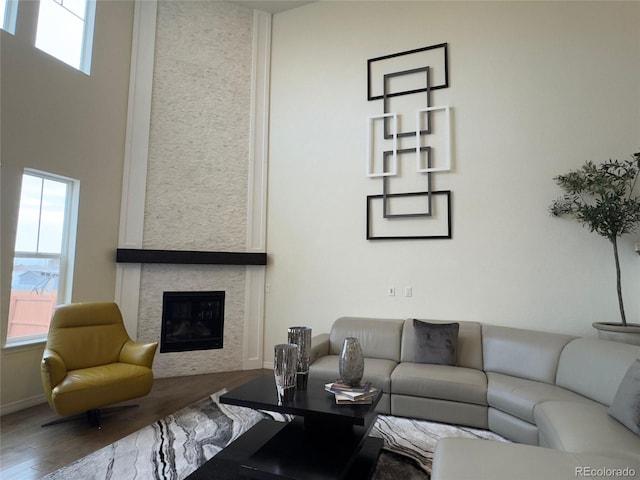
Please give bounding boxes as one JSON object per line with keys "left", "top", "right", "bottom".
{"left": 0, "top": 393, "right": 47, "bottom": 416}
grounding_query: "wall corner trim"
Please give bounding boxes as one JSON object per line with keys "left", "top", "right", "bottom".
{"left": 115, "top": 0, "right": 158, "bottom": 339}
{"left": 243, "top": 10, "right": 272, "bottom": 370}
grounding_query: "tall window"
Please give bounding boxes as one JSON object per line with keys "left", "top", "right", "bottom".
{"left": 35, "top": 0, "right": 96, "bottom": 74}
{"left": 1, "top": 0, "right": 18, "bottom": 34}
{"left": 8, "top": 170, "right": 79, "bottom": 343}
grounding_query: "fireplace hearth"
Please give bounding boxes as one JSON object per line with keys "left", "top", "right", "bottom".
{"left": 160, "top": 291, "right": 225, "bottom": 353}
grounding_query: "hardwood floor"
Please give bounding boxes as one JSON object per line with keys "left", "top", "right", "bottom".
{"left": 0, "top": 369, "right": 268, "bottom": 479}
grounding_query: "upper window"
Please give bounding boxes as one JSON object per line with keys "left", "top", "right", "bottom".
{"left": 35, "top": 0, "right": 96, "bottom": 74}
{"left": 1, "top": 0, "right": 18, "bottom": 34}
{"left": 8, "top": 170, "right": 79, "bottom": 344}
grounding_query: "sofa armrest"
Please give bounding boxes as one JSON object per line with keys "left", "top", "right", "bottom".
{"left": 41, "top": 348, "right": 67, "bottom": 390}
{"left": 310, "top": 334, "right": 330, "bottom": 364}
{"left": 120, "top": 340, "right": 158, "bottom": 368}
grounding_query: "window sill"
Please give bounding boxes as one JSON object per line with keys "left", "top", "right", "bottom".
{"left": 3, "top": 337, "right": 47, "bottom": 353}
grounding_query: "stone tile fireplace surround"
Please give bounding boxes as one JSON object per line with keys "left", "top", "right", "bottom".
{"left": 118, "top": 261, "right": 265, "bottom": 378}
{"left": 114, "top": 3, "right": 271, "bottom": 378}
{"left": 139, "top": 264, "right": 245, "bottom": 377}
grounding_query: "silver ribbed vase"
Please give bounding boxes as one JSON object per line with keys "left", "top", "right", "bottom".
{"left": 274, "top": 343, "right": 298, "bottom": 404}
{"left": 338, "top": 337, "right": 364, "bottom": 386}
{"left": 287, "top": 326, "right": 312, "bottom": 389}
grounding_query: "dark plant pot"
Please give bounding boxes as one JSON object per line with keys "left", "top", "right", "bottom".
{"left": 592, "top": 322, "right": 640, "bottom": 346}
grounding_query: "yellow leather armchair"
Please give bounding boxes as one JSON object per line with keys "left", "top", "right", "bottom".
{"left": 41, "top": 302, "right": 158, "bottom": 424}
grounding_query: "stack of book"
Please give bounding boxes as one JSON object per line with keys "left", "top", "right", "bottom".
{"left": 324, "top": 381, "right": 378, "bottom": 404}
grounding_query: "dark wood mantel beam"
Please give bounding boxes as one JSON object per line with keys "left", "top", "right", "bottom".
{"left": 115, "top": 249, "right": 267, "bottom": 266}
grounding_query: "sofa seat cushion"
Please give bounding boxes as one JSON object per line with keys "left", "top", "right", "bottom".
{"left": 488, "top": 407, "right": 540, "bottom": 445}
{"left": 432, "top": 438, "right": 640, "bottom": 480}
{"left": 487, "top": 372, "right": 591, "bottom": 423}
{"left": 535, "top": 400, "right": 640, "bottom": 463}
{"left": 51, "top": 363, "right": 154, "bottom": 416}
{"left": 309, "top": 355, "right": 396, "bottom": 393}
{"left": 391, "top": 362, "right": 487, "bottom": 406}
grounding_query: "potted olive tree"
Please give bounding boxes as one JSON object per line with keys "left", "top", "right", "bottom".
{"left": 550, "top": 151, "right": 640, "bottom": 345}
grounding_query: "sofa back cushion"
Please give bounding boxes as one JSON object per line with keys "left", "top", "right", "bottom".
{"left": 556, "top": 338, "right": 640, "bottom": 406}
{"left": 329, "top": 317, "right": 405, "bottom": 361}
{"left": 401, "top": 319, "right": 484, "bottom": 370}
{"left": 482, "top": 325, "right": 575, "bottom": 384}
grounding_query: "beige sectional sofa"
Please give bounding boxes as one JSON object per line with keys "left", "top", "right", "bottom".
{"left": 309, "top": 317, "right": 640, "bottom": 480}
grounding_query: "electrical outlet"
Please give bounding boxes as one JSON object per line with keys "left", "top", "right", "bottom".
{"left": 405, "top": 286, "right": 413, "bottom": 297}
{"left": 635, "top": 242, "right": 640, "bottom": 254}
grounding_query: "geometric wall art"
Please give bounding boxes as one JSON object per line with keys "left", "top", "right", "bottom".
{"left": 368, "top": 43, "right": 449, "bottom": 101}
{"left": 416, "top": 105, "right": 451, "bottom": 173}
{"left": 366, "top": 43, "right": 453, "bottom": 240}
{"left": 383, "top": 146, "right": 432, "bottom": 217}
{"left": 367, "top": 113, "right": 397, "bottom": 177}
{"left": 367, "top": 190, "right": 452, "bottom": 240}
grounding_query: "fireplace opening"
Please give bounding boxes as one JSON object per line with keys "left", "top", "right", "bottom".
{"left": 160, "top": 291, "right": 224, "bottom": 353}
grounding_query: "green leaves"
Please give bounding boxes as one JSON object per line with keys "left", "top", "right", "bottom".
{"left": 549, "top": 155, "right": 640, "bottom": 240}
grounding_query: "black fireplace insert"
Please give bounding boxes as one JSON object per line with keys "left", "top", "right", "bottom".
{"left": 160, "top": 291, "right": 225, "bottom": 353}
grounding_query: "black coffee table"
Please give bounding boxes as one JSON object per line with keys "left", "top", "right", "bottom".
{"left": 186, "top": 374, "right": 383, "bottom": 480}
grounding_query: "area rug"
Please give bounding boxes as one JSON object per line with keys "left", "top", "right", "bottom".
{"left": 43, "top": 390, "right": 508, "bottom": 480}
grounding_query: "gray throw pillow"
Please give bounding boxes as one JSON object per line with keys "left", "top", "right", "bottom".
{"left": 413, "top": 319, "right": 459, "bottom": 366}
{"left": 609, "top": 358, "right": 640, "bottom": 436}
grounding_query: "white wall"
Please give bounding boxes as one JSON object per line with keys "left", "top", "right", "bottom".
{"left": 264, "top": 1, "right": 640, "bottom": 352}
{"left": 1, "top": 1, "right": 135, "bottom": 412}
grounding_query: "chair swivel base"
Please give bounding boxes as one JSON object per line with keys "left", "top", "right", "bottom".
{"left": 41, "top": 404, "right": 139, "bottom": 429}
